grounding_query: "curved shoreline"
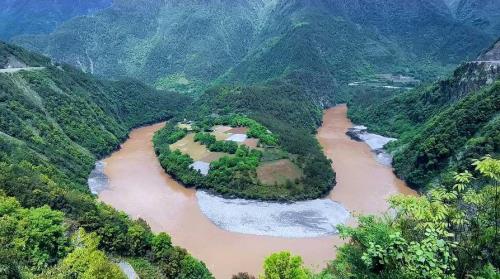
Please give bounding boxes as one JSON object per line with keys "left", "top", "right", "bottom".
{"left": 196, "top": 190, "right": 349, "bottom": 238}
{"left": 93, "top": 105, "right": 416, "bottom": 278}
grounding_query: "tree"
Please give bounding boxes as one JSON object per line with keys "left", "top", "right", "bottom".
{"left": 151, "top": 232, "right": 172, "bottom": 260}
{"left": 17, "top": 205, "right": 69, "bottom": 271}
{"left": 178, "top": 255, "right": 213, "bottom": 279}
{"left": 60, "top": 228, "right": 126, "bottom": 279}
{"left": 261, "top": 251, "right": 309, "bottom": 279}
{"left": 0, "top": 191, "right": 69, "bottom": 272}
{"left": 325, "top": 157, "right": 500, "bottom": 278}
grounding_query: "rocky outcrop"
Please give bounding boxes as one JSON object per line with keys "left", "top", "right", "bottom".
{"left": 437, "top": 41, "right": 500, "bottom": 101}
{"left": 478, "top": 39, "right": 500, "bottom": 61}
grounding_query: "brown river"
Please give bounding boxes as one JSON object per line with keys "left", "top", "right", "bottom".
{"left": 98, "top": 104, "right": 416, "bottom": 278}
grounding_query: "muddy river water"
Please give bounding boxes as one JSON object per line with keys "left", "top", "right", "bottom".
{"left": 96, "top": 104, "right": 415, "bottom": 278}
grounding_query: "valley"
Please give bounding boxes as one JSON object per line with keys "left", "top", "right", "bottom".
{"left": 1, "top": 1, "right": 499, "bottom": 278}
{"left": 91, "top": 105, "right": 415, "bottom": 278}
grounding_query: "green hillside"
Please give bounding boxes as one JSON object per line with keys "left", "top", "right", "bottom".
{"left": 0, "top": 0, "right": 112, "bottom": 40}
{"left": 12, "top": 0, "right": 265, "bottom": 96}
{"left": 452, "top": 0, "right": 500, "bottom": 36}
{"left": 221, "top": 0, "right": 495, "bottom": 104}
{"left": 348, "top": 50, "right": 500, "bottom": 189}
{"left": 11, "top": 0, "right": 497, "bottom": 104}
{"left": 0, "top": 1, "right": 499, "bottom": 278}
{"left": 0, "top": 42, "right": 213, "bottom": 278}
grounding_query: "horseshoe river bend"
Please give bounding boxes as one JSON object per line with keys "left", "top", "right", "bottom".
{"left": 88, "top": 104, "right": 416, "bottom": 278}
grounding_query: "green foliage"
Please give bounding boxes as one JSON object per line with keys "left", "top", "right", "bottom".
{"left": 175, "top": 84, "right": 335, "bottom": 200}
{"left": 127, "top": 258, "right": 165, "bottom": 279}
{"left": 207, "top": 146, "right": 263, "bottom": 195}
{"left": 208, "top": 140, "right": 238, "bottom": 154}
{"left": 177, "top": 255, "right": 214, "bottom": 279}
{"left": 0, "top": 248, "right": 21, "bottom": 279}
{"left": 348, "top": 62, "right": 500, "bottom": 190}
{"left": 13, "top": 0, "right": 495, "bottom": 102}
{"left": 13, "top": 1, "right": 259, "bottom": 95}
{"left": 57, "top": 229, "right": 126, "bottom": 279}
{"left": 215, "top": 115, "right": 279, "bottom": 146}
{"left": 153, "top": 124, "right": 188, "bottom": 155}
{"left": 0, "top": 42, "right": 212, "bottom": 278}
{"left": 154, "top": 115, "right": 330, "bottom": 200}
{"left": 194, "top": 132, "right": 217, "bottom": 146}
{"left": 392, "top": 81, "right": 500, "bottom": 188}
{"left": 0, "top": 191, "right": 68, "bottom": 272}
{"left": 194, "top": 132, "right": 238, "bottom": 154}
{"left": 153, "top": 246, "right": 213, "bottom": 279}
{"left": 157, "top": 148, "right": 202, "bottom": 187}
{"left": 0, "top": 42, "right": 51, "bottom": 68}
{"left": 261, "top": 251, "right": 309, "bottom": 279}
{"left": 324, "top": 158, "right": 500, "bottom": 278}
{"left": 151, "top": 233, "right": 173, "bottom": 260}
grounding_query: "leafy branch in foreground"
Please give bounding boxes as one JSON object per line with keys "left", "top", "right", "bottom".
{"left": 326, "top": 156, "right": 499, "bottom": 278}
{"left": 253, "top": 157, "right": 499, "bottom": 279}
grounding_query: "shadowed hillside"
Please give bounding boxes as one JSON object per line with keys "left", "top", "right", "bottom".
{"left": 11, "top": 0, "right": 498, "bottom": 105}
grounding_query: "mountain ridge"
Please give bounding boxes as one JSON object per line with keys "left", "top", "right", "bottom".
{"left": 10, "top": 0, "right": 498, "bottom": 105}
{"left": 0, "top": 0, "right": 112, "bottom": 40}
{"left": 347, "top": 40, "right": 500, "bottom": 189}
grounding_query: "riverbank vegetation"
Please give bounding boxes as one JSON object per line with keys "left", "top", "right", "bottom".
{"left": 250, "top": 157, "right": 500, "bottom": 278}
{"left": 154, "top": 118, "right": 322, "bottom": 200}
{"left": 194, "top": 132, "right": 238, "bottom": 153}
{"left": 348, "top": 61, "right": 500, "bottom": 190}
{"left": 0, "top": 42, "right": 212, "bottom": 278}
{"left": 154, "top": 84, "right": 335, "bottom": 201}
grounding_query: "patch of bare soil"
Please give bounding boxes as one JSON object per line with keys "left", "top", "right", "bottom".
{"left": 170, "top": 133, "right": 211, "bottom": 161}
{"left": 243, "top": 138, "right": 259, "bottom": 148}
{"left": 257, "top": 159, "right": 303, "bottom": 185}
{"left": 227, "top": 127, "right": 249, "bottom": 134}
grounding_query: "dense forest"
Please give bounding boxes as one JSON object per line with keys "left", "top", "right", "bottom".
{"left": 12, "top": 0, "right": 499, "bottom": 106}
{"left": 348, "top": 56, "right": 500, "bottom": 190}
{"left": 0, "top": 42, "right": 213, "bottom": 278}
{"left": 1, "top": 0, "right": 499, "bottom": 277}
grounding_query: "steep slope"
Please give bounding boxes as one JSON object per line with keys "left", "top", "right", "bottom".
{"left": 0, "top": 42, "right": 212, "bottom": 278}
{"left": 11, "top": 0, "right": 496, "bottom": 103}
{"left": 0, "top": 0, "right": 112, "bottom": 40}
{"left": 222, "top": 0, "right": 494, "bottom": 105}
{"left": 391, "top": 82, "right": 499, "bottom": 188}
{"left": 348, "top": 41, "right": 500, "bottom": 189}
{"left": 453, "top": 0, "right": 500, "bottom": 36}
{"left": 478, "top": 39, "right": 500, "bottom": 61}
{"left": 13, "top": 0, "right": 269, "bottom": 95}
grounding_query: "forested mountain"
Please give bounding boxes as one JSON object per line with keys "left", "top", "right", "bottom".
{"left": 449, "top": 0, "right": 500, "bottom": 36}
{"left": 12, "top": 0, "right": 268, "bottom": 95}
{"left": 0, "top": 42, "right": 213, "bottom": 278}
{"left": 10, "top": 0, "right": 498, "bottom": 105}
{"left": 348, "top": 41, "right": 500, "bottom": 190}
{"left": 1, "top": 1, "right": 499, "bottom": 277}
{"left": 0, "top": 0, "right": 112, "bottom": 40}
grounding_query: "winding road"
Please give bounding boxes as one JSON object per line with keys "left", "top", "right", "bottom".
{"left": 0, "top": 66, "right": 45, "bottom": 73}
